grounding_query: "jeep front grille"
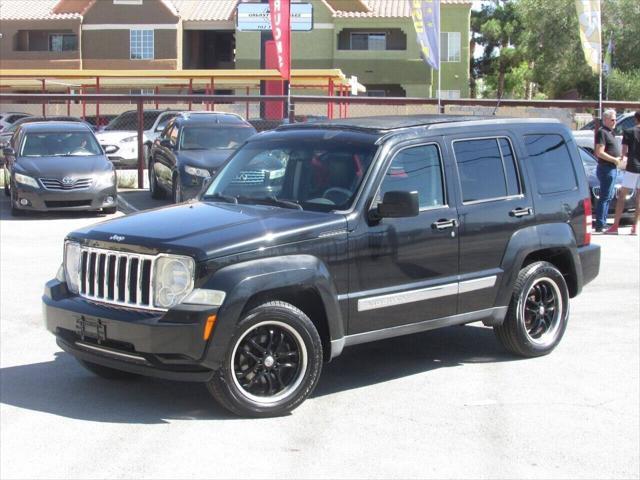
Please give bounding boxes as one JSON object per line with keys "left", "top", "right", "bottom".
{"left": 592, "top": 186, "right": 635, "bottom": 200}
{"left": 232, "top": 170, "right": 266, "bottom": 185}
{"left": 78, "top": 246, "right": 159, "bottom": 311}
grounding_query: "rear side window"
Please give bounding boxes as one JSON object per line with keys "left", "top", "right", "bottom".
{"left": 525, "top": 134, "right": 577, "bottom": 194}
{"left": 453, "top": 138, "right": 521, "bottom": 202}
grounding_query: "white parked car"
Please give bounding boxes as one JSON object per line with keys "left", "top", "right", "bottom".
{"left": 572, "top": 112, "right": 636, "bottom": 153}
{"left": 0, "top": 112, "right": 32, "bottom": 132}
{"left": 95, "top": 109, "right": 178, "bottom": 168}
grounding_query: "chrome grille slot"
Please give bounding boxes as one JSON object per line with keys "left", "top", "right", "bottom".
{"left": 40, "top": 178, "right": 93, "bottom": 191}
{"left": 231, "top": 170, "right": 266, "bottom": 185}
{"left": 77, "top": 246, "right": 160, "bottom": 311}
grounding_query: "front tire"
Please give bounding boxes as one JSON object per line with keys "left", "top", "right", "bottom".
{"left": 149, "top": 161, "right": 164, "bottom": 199}
{"left": 76, "top": 359, "right": 139, "bottom": 380}
{"left": 206, "top": 301, "right": 323, "bottom": 417}
{"left": 3, "top": 168, "right": 9, "bottom": 196}
{"left": 172, "top": 174, "right": 182, "bottom": 203}
{"left": 494, "top": 261, "right": 569, "bottom": 357}
{"left": 103, "top": 206, "right": 117, "bottom": 215}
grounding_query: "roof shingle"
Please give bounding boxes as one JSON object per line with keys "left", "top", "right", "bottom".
{"left": 0, "top": 0, "right": 82, "bottom": 20}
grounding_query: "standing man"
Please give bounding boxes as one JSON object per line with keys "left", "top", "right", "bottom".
{"left": 606, "top": 111, "right": 640, "bottom": 235}
{"left": 594, "top": 109, "right": 622, "bottom": 233}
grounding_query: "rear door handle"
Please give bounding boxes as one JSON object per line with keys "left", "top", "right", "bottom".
{"left": 432, "top": 219, "right": 457, "bottom": 230}
{"left": 510, "top": 207, "right": 533, "bottom": 218}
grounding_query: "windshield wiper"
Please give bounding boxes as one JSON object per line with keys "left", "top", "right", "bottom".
{"left": 237, "top": 195, "right": 303, "bottom": 210}
{"left": 204, "top": 193, "right": 238, "bottom": 204}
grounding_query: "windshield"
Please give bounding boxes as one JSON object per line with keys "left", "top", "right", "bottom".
{"left": 20, "top": 132, "right": 103, "bottom": 157}
{"left": 180, "top": 126, "right": 255, "bottom": 150}
{"left": 203, "top": 135, "right": 378, "bottom": 212}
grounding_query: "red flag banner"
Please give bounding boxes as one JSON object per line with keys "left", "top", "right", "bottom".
{"left": 269, "top": 0, "right": 291, "bottom": 81}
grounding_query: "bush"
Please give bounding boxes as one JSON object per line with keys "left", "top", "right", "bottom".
{"left": 607, "top": 69, "right": 640, "bottom": 101}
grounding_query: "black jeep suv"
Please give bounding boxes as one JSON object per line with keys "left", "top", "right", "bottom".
{"left": 43, "top": 116, "right": 600, "bottom": 417}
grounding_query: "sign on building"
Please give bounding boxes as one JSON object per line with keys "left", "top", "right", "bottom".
{"left": 237, "top": 3, "right": 313, "bottom": 31}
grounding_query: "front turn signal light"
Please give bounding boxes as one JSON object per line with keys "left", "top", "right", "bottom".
{"left": 203, "top": 314, "right": 217, "bottom": 341}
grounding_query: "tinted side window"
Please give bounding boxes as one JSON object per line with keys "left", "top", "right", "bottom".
{"left": 525, "top": 134, "right": 577, "bottom": 195}
{"left": 379, "top": 144, "right": 444, "bottom": 209}
{"left": 454, "top": 139, "right": 507, "bottom": 202}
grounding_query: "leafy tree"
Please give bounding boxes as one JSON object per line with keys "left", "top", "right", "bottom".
{"left": 602, "top": 0, "right": 640, "bottom": 73}
{"left": 470, "top": 0, "right": 525, "bottom": 99}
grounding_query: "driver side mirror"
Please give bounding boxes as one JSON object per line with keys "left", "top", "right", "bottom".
{"left": 373, "top": 191, "right": 419, "bottom": 220}
{"left": 103, "top": 145, "right": 118, "bottom": 155}
{"left": 160, "top": 139, "right": 174, "bottom": 149}
{"left": 2, "top": 147, "right": 15, "bottom": 160}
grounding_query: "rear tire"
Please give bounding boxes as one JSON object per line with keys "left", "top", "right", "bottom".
{"left": 494, "top": 261, "right": 569, "bottom": 357}
{"left": 206, "top": 301, "right": 323, "bottom": 417}
{"left": 76, "top": 359, "right": 139, "bottom": 380}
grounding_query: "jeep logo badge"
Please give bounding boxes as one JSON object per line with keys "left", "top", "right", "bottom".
{"left": 109, "top": 235, "right": 125, "bottom": 242}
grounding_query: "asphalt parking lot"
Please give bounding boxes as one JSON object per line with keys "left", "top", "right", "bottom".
{"left": 1, "top": 188, "right": 638, "bottom": 479}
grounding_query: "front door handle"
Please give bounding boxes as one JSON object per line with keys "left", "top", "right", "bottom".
{"left": 510, "top": 207, "right": 533, "bottom": 218}
{"left": 432, "top": 219, "right": 457, "bottom": 230}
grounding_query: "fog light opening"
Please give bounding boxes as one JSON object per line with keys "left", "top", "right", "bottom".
{"left": 19, "top": 198, "right": 29, "bottom": 206}
{"left": 105, "top": 196, "right": 115, "bottom": 205}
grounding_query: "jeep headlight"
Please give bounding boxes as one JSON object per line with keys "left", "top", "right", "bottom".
{"left": 153, "top": 255, "right": 195, "bottom": 309}
{"left": 64, "top": 241, "right": 82, "bottom": 294}
{"left": 185, "top": 165, "right": 211, "bottom": 178}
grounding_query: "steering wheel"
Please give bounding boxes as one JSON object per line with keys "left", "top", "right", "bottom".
{"left": 322, "top": 187, "right": 352, "bottom": 205}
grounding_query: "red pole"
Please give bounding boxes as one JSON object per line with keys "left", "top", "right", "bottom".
{"left": 96, "top": 76, "right": 101, "bottom": 128}
{"left": 81, "top": 85, "right": 86, "bottom": 120}
{"left": 41, "top": 79, "right": 46, "bottom": 116}
{"left": 188, "top": 79, "right": 193, "bottom": 111}
{"left": 345, "top": 84, "right": 349, "bottom": 118}
{"left": 155, "top": 86, "right": 159, "bottom": 110}
{"left": 327, "top": 79, "right": 334, "bottom": 119}
{"left": 211, "top": 77, "right": 215, "bottom": 112}
{"left": 66, "top": 87, "right": 71, "bottom": 116}
{"left": 246, "top": 86, "right": 250, "bottom": 120}
{"left": 137, "top": 100, "right": 144, "bottom": 189}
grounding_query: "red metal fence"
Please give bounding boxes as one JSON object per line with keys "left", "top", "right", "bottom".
{"left": 2, "top": 93, "right": 638, "bottom": 188}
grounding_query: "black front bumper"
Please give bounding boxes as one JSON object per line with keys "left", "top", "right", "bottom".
{"left": 43, "top": 279, "right": 216, "bottom": 382}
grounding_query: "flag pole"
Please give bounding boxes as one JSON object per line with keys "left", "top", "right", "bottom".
{"left": 287, "top": 3, "right": 292, "bottom": 122}
{"left": 437, "top": 3, "right": 441, "bottom": 114}
{"left": 598, "top": 0, "right": 602, "bottom": 118}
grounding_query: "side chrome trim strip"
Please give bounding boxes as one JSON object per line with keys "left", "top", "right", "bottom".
{"left": 357, "top": 275, "right": 497, "bottom": 312}
{"left": 75, "top": 342, "right": 148, "bottom": 363}
{"left": 458, "top": 275, "right": 497, "bottom": 294}
{"left": 358, "top": 282, "right": 458, "bottom": 312}
{"left": 344, "top": 307, "right": 508, "bottom": 348}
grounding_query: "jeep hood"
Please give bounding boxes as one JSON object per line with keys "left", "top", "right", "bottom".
{"left": 68, "top": 201, "right": 347, "bottom": 261}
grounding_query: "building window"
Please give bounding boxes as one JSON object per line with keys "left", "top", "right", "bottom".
{"left": 48, "top": 34, "right": 77, "bottom": 52}
{"left": 350, "top": 33, "right": 386, "bottom": 51}
{"left": 437, "top": 90, "right": 461, "bottom": 99}
{"left": 130, "top": 29, "right": 154, "bottom": 60}
{"left": 441, "top": 32, "right": 461, "bottom": 62}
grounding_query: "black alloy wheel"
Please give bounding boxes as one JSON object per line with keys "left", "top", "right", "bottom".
{"left": 206, "top": 301, "right": 323, "bottom": 417}
{"left": 494, "top": 261, "right": 569, "bottom": 357}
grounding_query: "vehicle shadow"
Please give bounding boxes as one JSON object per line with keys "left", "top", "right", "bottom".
{"left": 0, "top": 324, "right": 517, "bottom": 423}
{"left": 314, "top": 324, "right": 517, "bottom": 397}
{"left": 118, "top": 189, "right": 170, "bottom": 213}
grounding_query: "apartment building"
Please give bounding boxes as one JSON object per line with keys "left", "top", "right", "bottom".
{"left": 0, "top": 0, "right": 471, "bottom": 97}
